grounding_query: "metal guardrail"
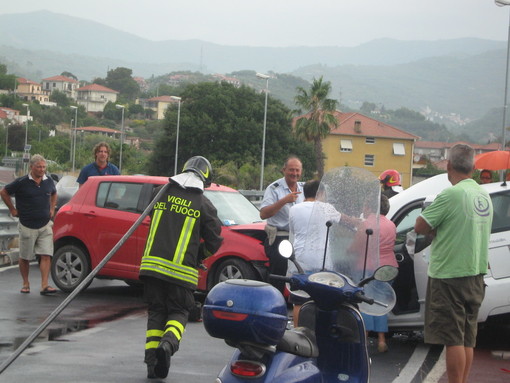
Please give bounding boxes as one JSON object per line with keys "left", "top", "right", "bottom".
{"left": 239, "top": 190, "right": 264, "bottom": 208}
{"left": 0, "top": 199, "right": 19, "bottom": 266}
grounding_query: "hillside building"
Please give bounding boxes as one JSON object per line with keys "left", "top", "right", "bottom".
{"left": 76, "top": 84, "right": 118, "bottom": 113}
{"left": 414, "top": 141, "right": 502, "bottom": 170}
{"left": 15, "top": 78, "right": 50, "bottom": 103}
{"left": 296, "top": 111, "right": 418, "bottom": 188}
{"left": 139, "top": 96, "right": 179, "bottom": 120}
{"left": 42, "top": 75, "right": 79, "bottom": 100}
{"left": 72, "top": 126, "right": 121, "bottom": 139}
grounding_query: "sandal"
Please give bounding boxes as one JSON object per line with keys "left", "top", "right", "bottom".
{"left": 378, "top": 342, "right": 389, "bottom": 353}
{"left": 20, "top": 286, "right": 30, "bottom": 294}
{"left": 40, "top": 286, "right": 57, "bottom": 295}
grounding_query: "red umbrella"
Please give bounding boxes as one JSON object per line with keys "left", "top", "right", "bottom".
{"left": 474, "top": 151, "right": 510, "bottom": 171}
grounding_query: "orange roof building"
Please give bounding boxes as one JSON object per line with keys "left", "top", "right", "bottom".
{"left": 42, "top": 75, "right": 79, "bottom": 100}
{"left": 76, "top": 84, "right": 118, "bottom": 113}
{"left": 295, "top": 111, "right": 418, "bottom": 188}
{"left": 16, "top": 77, "right": 50, "bottom": 103}
{"left": 72, "top": 126, "right": 121, "bottom": 138}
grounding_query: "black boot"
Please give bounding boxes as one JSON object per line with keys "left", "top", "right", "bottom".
{"left": 147, "top": 365, "right": 157, "bottom": 379}
{"left": 154, "top": 341, "right": 172, "bottom": 379}
{"left": 145, "top": 349, "right": 157, "bottom": 379}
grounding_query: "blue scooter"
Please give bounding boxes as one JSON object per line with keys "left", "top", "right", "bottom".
{"left": 203, "top": 167, "right": 398, "bottom": 383}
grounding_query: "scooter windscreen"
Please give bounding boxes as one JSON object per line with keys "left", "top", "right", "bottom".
{"left": 299, "top": 167, "right": 396, "bottom": 316}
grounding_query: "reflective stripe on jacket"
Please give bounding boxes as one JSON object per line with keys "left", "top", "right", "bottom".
{"left": 139, "top": 181, "right": 223, "bottom": 290}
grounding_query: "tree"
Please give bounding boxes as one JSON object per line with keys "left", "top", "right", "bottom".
{"left": 30, "top": 135, "right": 72, "bottom": 165}
{"left": 0, "top": 63, "right": 17, "bottom": 91}
{"left": 49, "top": 90, "right": 72, "bottom": 107}
{"left": 103, "top": 102, "right": 124, "bottom": 121}
{"left": 95, "top": 67, "right": 140, "bottom": 101}
{"left": 128, "top": 104, "right": 145, "bottom": 118}
{"left": 293, "top": 76, "right": 338, "bottom": 178}
{"left": 214, "top": 161, "right": 283, "bottom": 190}
{"left": 61, "top": 71, "right": 78, "bottom": 80}
{"left": 39, "top": 106, "right": 68, "bottom": 127}
{"left": 360, "top": 101, "right": 377, "bottom": 115}
{"left": 0, "top": 93, "right": 18, "bottom": 108}
{"left": 148, "top": 82, "right": 315, "bottom": 184}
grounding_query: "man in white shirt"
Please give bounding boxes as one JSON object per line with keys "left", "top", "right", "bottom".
{"left": 260, "top": 157, "right": 304, "bottom": 293}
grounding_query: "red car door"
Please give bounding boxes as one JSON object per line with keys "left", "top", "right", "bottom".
{"left": 80, "top": 181, "right": 145, "bottom": 278}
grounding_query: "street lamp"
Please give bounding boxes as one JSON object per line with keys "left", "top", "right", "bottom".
{"left": 256, "top": 73, "right": 270, "bottom": 191}
{"left": 70, "top": 106, "right": 78, "bottom": 172}
{"left": 22, "top": 103, "right": 29, "bottom": 147}
{"left": 2, "top": 121, "right": 7, "bottom": 157}
{"left": 170, "top": 96, "right": 182, "bottom": 175}
{"left": 496, "top": 0, "right": 510, "bottom": 181}
{"left": 70, "top": 118, "right": 73, "bottom": 163}
{"left": 22, "top": 103, "right": 30, "bottom": 173}
{"left": 497, "top": 1, "right": 510, "bottom": 152}
{"left": 116, "top": 104, "right": 125, "bottom": 173}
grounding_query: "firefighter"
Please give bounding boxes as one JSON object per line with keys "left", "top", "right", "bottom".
{"left": 139, "top": 156, "right": 223, "bottom": 379}
{"left": 379, "top": 169, "right": 403, "bottom": 198}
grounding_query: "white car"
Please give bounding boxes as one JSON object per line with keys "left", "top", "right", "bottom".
{"left": 387, "top": 174, "right": 510, "bottom": 330}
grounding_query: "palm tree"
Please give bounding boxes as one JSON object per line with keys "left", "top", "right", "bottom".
{"left": 294, "top": 76, "right": 338, "bottom": 178}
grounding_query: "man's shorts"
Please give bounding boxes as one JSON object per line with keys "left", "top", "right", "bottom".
{"left": 424, "top": 275, "right": 485, "bottom": 348}
{"left": 18, "top": 221, "right": 54, "bottom": 260}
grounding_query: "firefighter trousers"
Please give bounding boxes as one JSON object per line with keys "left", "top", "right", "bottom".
{"left": 142, "top": 278, "right": 195, "bottom": 365}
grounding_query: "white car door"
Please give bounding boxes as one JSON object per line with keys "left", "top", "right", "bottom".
{"left": 388, "top": 199, "right": 429, "bottom": 330}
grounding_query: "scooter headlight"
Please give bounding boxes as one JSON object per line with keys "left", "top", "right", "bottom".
{"left": 308, "top": 272, "right": 345, "bottom": 288}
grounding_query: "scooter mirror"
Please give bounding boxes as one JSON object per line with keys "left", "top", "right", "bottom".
{"left": 278, "top": 239, "right": 294, "bottom": 259}
{"left": 373, "top": 265, "right": 399, "bottom": 282}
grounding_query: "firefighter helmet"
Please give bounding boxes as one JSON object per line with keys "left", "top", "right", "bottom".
{"left": 379, "top": 169, "right": 401, "bottom": 187}
{"left": 182, "top": 156, "right": 213, "bottom": 187}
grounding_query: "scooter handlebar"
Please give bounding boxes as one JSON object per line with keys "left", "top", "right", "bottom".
{"left": 354, "top": 291, "right": 374, "bottom": 305}
{"left": 269, "top": 274, "right": 292, "bottom": 283}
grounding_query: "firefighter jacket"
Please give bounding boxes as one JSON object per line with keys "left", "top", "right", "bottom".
{"left": 139, "top": 181, "right": 223, "bottom": 290}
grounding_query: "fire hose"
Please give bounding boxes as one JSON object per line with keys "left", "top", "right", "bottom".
{"left": 0, "top": 183, "right": 169, "bottom": 374}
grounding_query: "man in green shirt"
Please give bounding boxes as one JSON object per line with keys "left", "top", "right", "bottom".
{"left": 415, "top": 144, "right": 493, "bottom": 383}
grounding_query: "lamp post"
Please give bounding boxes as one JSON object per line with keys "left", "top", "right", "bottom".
{"left": 170, "top": 96, "right": 182, "bottom": 175}
{"left": 70, "top": 118, "right": 73, "bottom": 163}
{"left": 116, "top": 104, "right": 125, "bottom": 173}
{"left": 70, "top": 106, "right": 78, "bottom": 172}
{"left": 22, "top": 103, "right": 29, "bottom": 147}
{"left": 22, "top": 103, "right": 30, "bottom": 173}
{"left": 256, "top": 73, "right": 270, "bottom": 191}
{"left": 496, "top": 0, "right": 510, "bottom": 181}
{"left": 2, "top": 121, "right": 7, "bottom": 157}
{"left": 497, "top": 0, "right": 510, "bottom": 153}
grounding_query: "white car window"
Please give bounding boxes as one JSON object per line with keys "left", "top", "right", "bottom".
{"left": 395, "top": 204, "right": 422, "bottom": 245}
{"left": 490, "top": 191, "right": 510, "bottom": 233}
{"left": 97, "top": 182, "right": 144, "bottom": 212}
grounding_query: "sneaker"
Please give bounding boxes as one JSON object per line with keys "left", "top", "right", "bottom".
{"left": 154, "top": 341, "right": 172, "bottom": 378}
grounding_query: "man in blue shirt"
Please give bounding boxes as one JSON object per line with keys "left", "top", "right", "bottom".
{"left": 0, "top": 154, "right": 57, "bottom": 295}
{"left": 77, "top": 142, "right": 120, "bottom": 187}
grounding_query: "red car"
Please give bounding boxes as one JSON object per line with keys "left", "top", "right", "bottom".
{"left": 52, "top": 175, "right": 268, "bottom": 293}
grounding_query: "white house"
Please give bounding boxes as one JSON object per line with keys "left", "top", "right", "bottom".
{"left": 76, "top": 84, "right": 118, "bottom": 113}
{"left": 41, "top": 75, "right": 79, "bottom": 100}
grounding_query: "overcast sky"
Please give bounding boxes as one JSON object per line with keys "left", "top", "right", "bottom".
{"left": 1, "top": 0, "right": 509, "bottom": 47}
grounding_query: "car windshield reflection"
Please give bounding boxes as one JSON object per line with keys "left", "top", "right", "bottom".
{"left": 204, "top": 190, "right": 262, "bottom": 226}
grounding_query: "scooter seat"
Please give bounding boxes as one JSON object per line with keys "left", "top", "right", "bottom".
{"left": 276, "top": 327, "right": 319, "bottom": 358}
